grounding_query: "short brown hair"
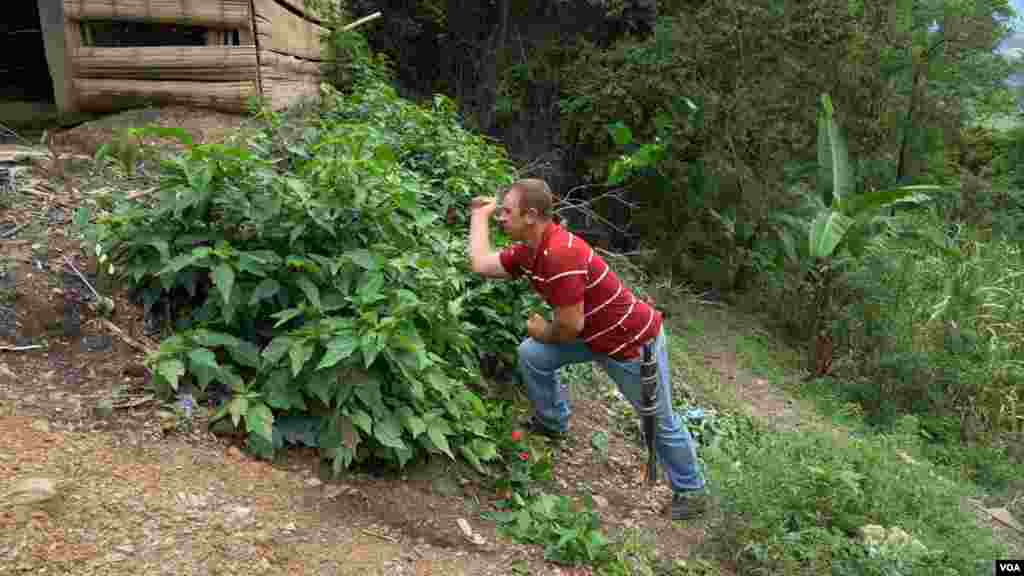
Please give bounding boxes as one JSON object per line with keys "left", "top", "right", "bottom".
{"left": 506, "top": 178, "right": 554, "bottom": 219}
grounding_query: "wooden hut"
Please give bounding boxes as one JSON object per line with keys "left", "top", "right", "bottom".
{"left": 35, "top": 0, "right": 365, "bottom": 115}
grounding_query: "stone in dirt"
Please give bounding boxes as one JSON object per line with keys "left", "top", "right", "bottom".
{"left": 81, "top": 334, "right": 113, "bottom": 353}
{"left": 0, "top": 305, "right": 15, "bottom": 338}
{"left": 2, "top": 477, "right": 62, "bottom": 521}
{"left": 986, "top": 507, "right": 1024, "bottom": 533}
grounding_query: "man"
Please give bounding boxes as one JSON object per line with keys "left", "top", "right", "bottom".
{"left": 468, "top": 178, "right": 708, "bottom": 520}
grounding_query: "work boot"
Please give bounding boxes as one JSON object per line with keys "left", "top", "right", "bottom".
{"left": 524, "top": 415, "right": 567, "bottom": 442}
{"left": 670, "top": 489, "right": 708, "bottom": 521}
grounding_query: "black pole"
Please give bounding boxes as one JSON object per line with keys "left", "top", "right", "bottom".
{"left": 640, "top": 342, "right": 658, "bottom": 485}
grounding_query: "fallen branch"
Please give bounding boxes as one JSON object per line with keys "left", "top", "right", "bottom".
{"left": 0, "top": 222, "right": 30, "bottom": 240}
{"left": 126, "top": 187, "right": 158, "bottom": 201}
{"left": 361, "top": 528, "right": 399, "bottom": 543}
{"left": 111, "top": 394, "right": 155, "bottom": 409}
{"left": 62, "top": 255, "right": 115, "bottom": 314}
{"left": 99, "top": 318, "right": 158, "bottom": 356}
{"left": 0, "top": 345, "right": 43, "bottom": 352}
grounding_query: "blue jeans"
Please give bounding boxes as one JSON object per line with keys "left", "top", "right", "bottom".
{"left": 517, "top": 327, "right": 706, "bottom": 493}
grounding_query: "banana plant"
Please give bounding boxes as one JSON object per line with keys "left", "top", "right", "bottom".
{"left": 809, "top": 93, "right": 940, "bottom": 260}
{"left": 804, "top": 94, "right": 942, "bottom": 375}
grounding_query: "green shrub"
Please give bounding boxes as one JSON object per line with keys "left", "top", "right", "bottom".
{"left": 74, "top": 66, "right": 543, "bottom": 475}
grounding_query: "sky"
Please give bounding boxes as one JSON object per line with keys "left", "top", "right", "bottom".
{"left": 1001, "top": 0, "right": 1024, "bottom": 54}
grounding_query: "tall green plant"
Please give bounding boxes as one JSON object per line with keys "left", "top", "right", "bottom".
{"left": 804, "top": 93, "right": 941, "bottom": 374}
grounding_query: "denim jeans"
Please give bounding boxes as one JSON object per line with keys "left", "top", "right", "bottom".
{"left": 517, "top": 326, "right": 706, "bottom": 493}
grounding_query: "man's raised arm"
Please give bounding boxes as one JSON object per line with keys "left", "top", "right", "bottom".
{"left": 469, "top": 196, "right": 510, "bottom": 278}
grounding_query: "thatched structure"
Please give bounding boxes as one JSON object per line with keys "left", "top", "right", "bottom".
{"left": 34, "top": 0, "right": 373, "bottom": 115}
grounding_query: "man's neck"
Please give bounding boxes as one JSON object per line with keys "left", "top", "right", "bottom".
{"left": 525, "top": 220, "right": 552, "bottom": 250}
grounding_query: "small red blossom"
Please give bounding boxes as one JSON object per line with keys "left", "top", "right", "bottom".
{"left": 511, "top": 430, "right": 523, "bottom": 442}
{"left": 518, "top": 451, "right": 530, "bottom": 461}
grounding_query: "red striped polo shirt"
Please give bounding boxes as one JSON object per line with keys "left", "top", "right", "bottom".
{"left": 499, "top": 222, "right": 662, "bottom": 360}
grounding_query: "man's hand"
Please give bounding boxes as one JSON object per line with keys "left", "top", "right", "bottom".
{"left": 470, "top": 196, "right": 497, "bottom": 219}
{"left": 527, "top": 313, "right": 548, "bottom": 341}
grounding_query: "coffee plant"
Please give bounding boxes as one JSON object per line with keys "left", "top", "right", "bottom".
{"left": 74, "top": 71, "right": 542, "bottom": 475}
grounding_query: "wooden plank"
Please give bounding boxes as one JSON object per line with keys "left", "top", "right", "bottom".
{"left": 253, "top": 0, "right": 327, "bottom": 61}
{"left": 260, "top": 50, "right": 321, "bottom": 76}
{"left": 74, "top": 46, "right": 259, "bottom": 81}
{"left": 74, "top": 78, "right": 257, "bottom": 113}
{"left": 262, "top": 75, "right": 320, "bottom": 110}
{"left": 38, "top": 0, "right": 75, "bottom": 114}
{"left": 63, "top": 0, "right": 251, "bottom": 28}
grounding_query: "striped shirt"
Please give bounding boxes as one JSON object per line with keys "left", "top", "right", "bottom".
{"left": 499, "top": 222, "right": 662, "bottom": 360}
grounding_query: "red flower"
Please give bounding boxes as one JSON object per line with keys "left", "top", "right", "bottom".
{"left": 511, "top": 430, "right": 523, "bottom": 442}
{"left": 518, "top": 451, "right": 530, "bottom": 461}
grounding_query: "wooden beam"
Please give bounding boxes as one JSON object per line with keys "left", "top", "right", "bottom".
{"left": 74, "top": 46, "right": 259, "bottom": 81}
{"left": 252, "top": 0, "right": 327, "bottom": 61}
{"left": 63, "top": 0, "right": 252, "bottom": 29}
{"left": 74, "top": 78, "right": 258, "bottom": 113}
{"left": 37, "top": 0, "right": 76, "bottom": 114}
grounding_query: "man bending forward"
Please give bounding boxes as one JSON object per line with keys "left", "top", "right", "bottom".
{"left": 468, "top": 178, "right": 708, "bottom": 520}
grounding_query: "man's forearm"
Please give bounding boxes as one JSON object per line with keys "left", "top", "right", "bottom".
{"left": 469, "top": 214, "right": 492, "bottom": 269}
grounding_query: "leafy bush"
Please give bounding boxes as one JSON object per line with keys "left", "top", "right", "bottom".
{"left": 705, "top": 419, "right": 1004, "bottom": 575}
{"left": 75, "top": 64, "right": 543, "bottom": 475}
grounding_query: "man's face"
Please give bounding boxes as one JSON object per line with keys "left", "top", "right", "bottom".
{"left": 497, "top": 188, "right": 534, "bottom": 241}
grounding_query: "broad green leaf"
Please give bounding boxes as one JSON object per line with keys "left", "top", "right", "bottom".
{"left": 187, "top": 348, "right": 219, "bottom": 390}
{"left": 427, "top": 419, "right": 454, "bottom": 459}
{"left": 817, "top": 93, "right": 853, "bottom": 208}
{"left": 360, "top": 332, "right": 383, "bottom": 369}
{"left": 396, "top": 405, "right": 426, "bottom": 438}
{"left": 606, "top": 121, "right": 633, "bottom": 147}
{"left": 156, "top": 359, "right": 185, "bottom": 391}
{"left": 271, "top": 307, "right": 303, "bottom": 328}
{"left": 351, "top": 409, "right": 373, "bottom": 436}
{"left": 158, "top": 251, "right": 203, "bottom": 276}
{"left": 245, "top": 401, "right": 274, "bottom": 443}
{"left": 212, "top": 263, "right": 235, "bottom": 307}
{"left": 261, "top": 335, "right": 294, "bottom": 367}
{"left": 228, "top": 396, "right": 249, "bottom": 428}
{"left": 289, "top": 342, "right": 315, "bottom": 377}
{"left": 373, "top": 411, "right": 406, "bottom": 450}
{"left": 228, "top": 340, "right": 262, "bottom": 369}
{"left": 347, "top": 249, "right": 377, "bottom": 270}
{"left": 187, "top": 348, "right": 218, "bottom": 370}
{"left": 305, "top": 369, "right": 334, "bottom": 406}
{"left": 837, "top": 185, "right": 939, "bottom": 216}
{"left": 249, "top": 279, "right": 281, "bottom": 307}
{"left": 809, "top": 210, "right": 853, "bottom": 259}
{"left": 296, "top": 275, "right": 321, "bottom": 310}
{"left": 459, "top": 445, "right": 484, "bottom": 473}
{"left": 318, "top": 333, "right": 359, "bottom": 370}
{"left": 147, "top": 239, "right": 170, "bottom": 262}
{"left": 354, "top": 374, "right": 383, "bottom": 412}
{"left": 191, "top": 330, "right": 241, "bottom": 348}
{"left": 470, "top": 439, "right": 498, "bottom": 462}
{"left": 264, "top": 369, "right": 294, "bottom": 410}
{"left": 217, "top": 366, "right": 245, "bottom": 391}
{"left": 236, "top": 253, "right": 269, "bottom": 277}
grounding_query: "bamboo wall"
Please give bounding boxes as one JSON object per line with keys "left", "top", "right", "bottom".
{"left": 46, "top": 0, "right": 330, "bottom": 114}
